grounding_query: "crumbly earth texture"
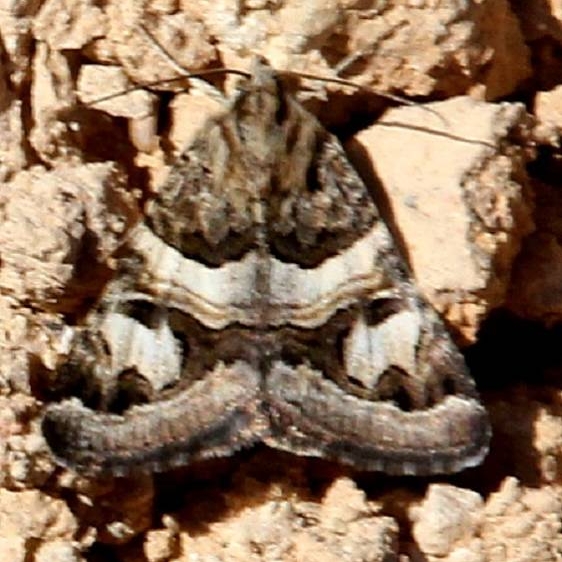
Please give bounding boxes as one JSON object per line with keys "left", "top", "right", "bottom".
{"left": 2, "top": 1, "right": 562, "bottom": 561}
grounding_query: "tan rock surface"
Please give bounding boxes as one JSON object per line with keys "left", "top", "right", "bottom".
{"left": 410, "top": 483, "right": 484, "bottom": 557}
{"left": 0, "top": 488, "right": 81, "bottom": 561}
{"left": 0, "top": 164, "right": 138, "bottom": 310}
{"left": 351, "top": 96, "right": 533, "bottom": 342}
{"left": 0, "top": 1, "right": 561, "bottom": 561}
{"left": 146, "top": 469, "right": 399, "bottom": 562}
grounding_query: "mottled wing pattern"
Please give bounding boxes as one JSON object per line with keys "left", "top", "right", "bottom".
{"left": 42, "top": 58, "right": 490, "bottom": 476}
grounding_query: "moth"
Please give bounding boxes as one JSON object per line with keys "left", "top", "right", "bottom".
{"left": 42, "top": 57, "right": 490, "bottom": 477}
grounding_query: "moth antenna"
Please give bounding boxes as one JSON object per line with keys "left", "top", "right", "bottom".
{"left": 138, "top": 22, "right": 200, "bottom": 82}
{"left": 83, "top": 68, "right": 249, "bottom": 108}
{"left": 87, "top": 22, "right": 446, "bottom": 128}
{"left": 280, "top": 70, "right": 448, "bottom": 127}
{"left": 83, "top": 23, "right": 249, "bottom": 108}
{"left": 137, "top": 23, "right": 251, "bottom": 103}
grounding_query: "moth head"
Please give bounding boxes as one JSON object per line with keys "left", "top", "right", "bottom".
{"left": 233, "top": 56, "right": 291, "bottom": 133}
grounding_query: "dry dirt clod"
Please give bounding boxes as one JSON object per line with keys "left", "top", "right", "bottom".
{"left": 0, "top": 1, "right": 560, "bottom": 561}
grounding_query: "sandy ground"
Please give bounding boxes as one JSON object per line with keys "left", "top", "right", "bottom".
{"left": 1, "top": 1, "right": 562, "bottom": 561}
